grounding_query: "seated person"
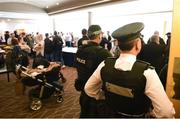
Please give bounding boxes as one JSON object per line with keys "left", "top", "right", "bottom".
{"left": 21, "top": 55, "right": 62, "bottom": 98}
{"left": 11, "top": 37, "right": 29, "bottom": 67}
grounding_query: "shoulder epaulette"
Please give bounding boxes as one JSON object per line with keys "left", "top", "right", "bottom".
{"left": 136, "top": 60, "right": 155, "bottom": 70}
{"left": 107, "top": 57, "right": 117, "bottom": 59}
{"left": 136, "top": 60, "right": 150, "bottom": 66}
{"left": 148, "top": 65, "right": 155, "bottom": 69}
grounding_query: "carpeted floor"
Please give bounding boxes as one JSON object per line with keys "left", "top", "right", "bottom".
{"left": 0, "top": 67, "right": 80, "bottom": 118}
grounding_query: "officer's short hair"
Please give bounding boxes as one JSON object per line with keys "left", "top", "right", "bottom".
{"left": 88, "top": 25, "right": 102, "bottom": 40}
{"left": 118, "top": 39, "right": 139, "bottom": 51}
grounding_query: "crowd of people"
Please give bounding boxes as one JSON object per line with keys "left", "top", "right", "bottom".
{"left": 0, "top": 22, "right": 174, "bottom": 118}
{"left": 0, "top": 31, "right": 66, "bottom": 66}
{"left": 0, "top": 29, "right": 115, "bottom": 67}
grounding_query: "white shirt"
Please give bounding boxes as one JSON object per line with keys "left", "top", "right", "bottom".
{"left": 84, "top": 53, "right": 175, "bottom": 118}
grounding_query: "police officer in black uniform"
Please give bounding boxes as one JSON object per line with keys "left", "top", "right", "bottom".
{"left": 85, "top": 22, "right": 175, "bottom": 118}
{"left": 75, "top": 25, "right": 112, "bottom": 117}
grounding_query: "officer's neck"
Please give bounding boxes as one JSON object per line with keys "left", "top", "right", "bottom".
{"left": 121, "top": 48, "right": 139, "bottom": 56}
{"left": 91, "top": 39, "right": 100, "bottom": 44}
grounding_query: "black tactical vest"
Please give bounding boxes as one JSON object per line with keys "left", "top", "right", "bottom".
{"left": 101, "top": 58, "right": 151, "bottom": 116}
{"left": 75, "top": 43, "right": 104, "bottom": 91}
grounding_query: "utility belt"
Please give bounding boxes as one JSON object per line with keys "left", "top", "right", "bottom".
{"left": 115, "top": 111, "right": 147, "bottom": 118}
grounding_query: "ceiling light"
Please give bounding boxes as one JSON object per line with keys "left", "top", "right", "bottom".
{"left": 46, "top": 6, "right": 49, "bottom": 8}
{"left": 56, "top": 2, "right": 59, "bottom": 5}
{"left": 7, "top": 19, "right": 11, "bottom": 21}
{"left": 102, "top": 0, "right": 111, "bottom": 1}
{"left": 24, "top": 0, "right": 27, "bottom": 1}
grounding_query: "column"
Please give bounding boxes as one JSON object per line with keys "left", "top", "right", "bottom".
{"left": 167, "top": 0, "right": 180, "bottom": 117}
{"left": 88, "top": 11, "right": 92, "bottom": 27}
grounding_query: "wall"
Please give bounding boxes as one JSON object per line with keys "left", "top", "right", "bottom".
{"left": 167, "top": 0, "right": 180, "bottom": 117}
{"left": 53, "top": 0, "right": 173, "bottom": 42}
{"left": 0, "top": 2, "right": 46, "bottom": 13}
{"left": 53, "top": 11, "right": 88, "bottom": 38}
{"left": 0, "top": 2, "right": 51, "bottom": 35}
{"left": 0, "top": 18, "right": 52, "bottom": 38}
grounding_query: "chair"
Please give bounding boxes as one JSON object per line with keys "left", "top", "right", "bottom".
{"left": 5, "top": 50, "right": 16, "bottom": 82}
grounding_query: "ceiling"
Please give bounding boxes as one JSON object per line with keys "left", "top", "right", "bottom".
{"left": 0, "top": 0, "right": 63, "bottom": 9}
{"left": 0, "top": 0, "right": 123, "bottom": 14}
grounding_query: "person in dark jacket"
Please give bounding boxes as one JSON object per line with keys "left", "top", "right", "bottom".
{"left": 14, "top": 30, "right": 19, "bottom": 39}
{"left": 164, "top": 32, "right": 171, "bottom": 64}
{"left": 159, "top": 32, "right": 171, "bottom": 90}
{"left": 44, "top": 33, "right": 53, "bottom": 61}
{"left": 140, "top": 35, "right": 166, "bottom": 74}
{"left": 100, "top": 33, "right": 109, "bottom": 50}
{"left": 107, "top": 31, "right": 112, "bottom": 51}
{"left": 75, "top": 25, "right": 112, "bottom": 117}
{"left": 52, "top": 31, "right": 64, "bottom": 64}
{"left": 77, "top": 28, "right": 89, "bottom": 48}
{"left": 147, "top": 31, "right": 165, "bottom": 45}
{"left": 4, "top": 31, "right": 10, "bottom": 44}
{"left": 11, "top": 37, "right": 29, "bottom": 67}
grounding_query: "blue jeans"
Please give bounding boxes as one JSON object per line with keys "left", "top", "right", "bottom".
{"left": 53, "top": 51, "right": 64, "bottom": 65}
{"left": 45, "top": 53, "right": 53, "bottom": 61}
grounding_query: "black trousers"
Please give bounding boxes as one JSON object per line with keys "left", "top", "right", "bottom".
{"left": 79, "top": 91, "right": 148, "bottom": 118}
{"left": 79, "top": 91, "right": 113, "bottom": 118}
{"left": 80, "top": 91, "right": 102, "bottom": 118}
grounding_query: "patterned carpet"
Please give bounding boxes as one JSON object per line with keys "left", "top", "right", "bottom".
{"left": 0, "top": 67, "right": 80, "bottom": 118}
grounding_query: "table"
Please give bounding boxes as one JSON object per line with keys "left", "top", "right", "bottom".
{"left": 62, "top": 47, "right": 77, "bottom": 67}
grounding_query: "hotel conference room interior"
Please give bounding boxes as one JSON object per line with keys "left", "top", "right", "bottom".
{"left": 0, "top": 0, "right": 180, "bottom": 118}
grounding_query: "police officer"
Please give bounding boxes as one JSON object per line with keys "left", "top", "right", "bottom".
{"left": 84, "top": 22, "right": 175, "bottom": 118}
{"left": 75, "top": 25, "right": 112, "bottom": 117}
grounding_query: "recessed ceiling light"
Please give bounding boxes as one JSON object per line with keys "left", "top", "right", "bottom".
{"left": 46, "top": 6, "right": 49, "bottom": 8}
{"left": 102, "top": 0, "right": 111, "bottom": 1}
{"left": 56, "top": 2, "right": 59, "bottom": 5}
{"left": 24, "top": 0, "right": 27, "bottom": 1}
{"left": 7, "top": 19, "right": 11, "bottom": 21}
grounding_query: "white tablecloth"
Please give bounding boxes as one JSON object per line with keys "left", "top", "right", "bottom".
{"left": 62, "top": 47, "right": 77, "bottom": 53}
{"left": 0, "top": 49, "right": 5, "bottom": 53}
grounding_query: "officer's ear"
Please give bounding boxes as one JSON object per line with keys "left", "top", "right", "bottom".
{"left": 136, "top": 38, "right": 141, "bottom": 53}
{"left": 98, "top": 33, "right": 103, "bottom": 42}
{"left": 99, "top": 32, "right": 103, "bottom": 39}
